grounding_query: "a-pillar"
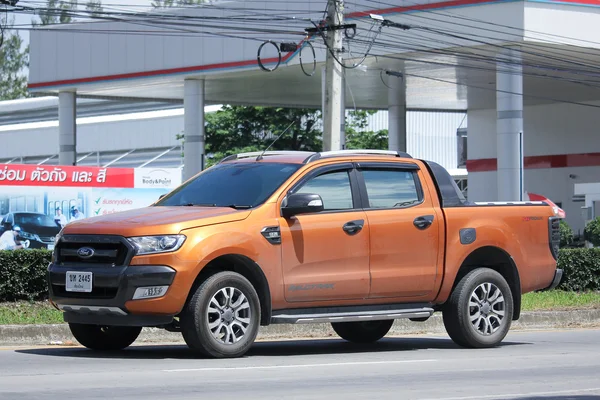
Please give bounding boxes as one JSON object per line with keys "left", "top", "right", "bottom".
{"left": 58, "top": 91, "right": 77, "bottom": 166}
{"left": 496, "top": 47, "right": 524, "bottom": 201}
{"left": 183, "top": 79, "right": 206, "bottom": 181}
{"left": 388, "top": 74, "right": 407, "bottom": 153}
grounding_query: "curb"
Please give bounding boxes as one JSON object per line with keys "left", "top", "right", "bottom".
{"left": 1, "top": 309, "right": 599, "bottom": 347}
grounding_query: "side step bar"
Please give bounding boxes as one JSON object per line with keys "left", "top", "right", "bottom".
{"left": 271, "top": 306, "right": 435, "bottom": 324}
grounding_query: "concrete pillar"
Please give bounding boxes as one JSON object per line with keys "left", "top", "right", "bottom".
{"left": 496, "top": 47, "right": 524, "bottom": 201}
{"left": 58, "top": 91, "right": 77, "bottom": 166}
{"left": 388, "top": 75, "right": 407, "bottom": 152}
{"left": 340, "top": 71, "right": 346, "bottom": 149}
{"left": 183, "top": 79, "right": 206, "bottom": 181}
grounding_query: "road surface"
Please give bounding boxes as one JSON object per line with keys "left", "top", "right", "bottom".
{"left": 1, "top": 328, "right": 599, "bottom": 400}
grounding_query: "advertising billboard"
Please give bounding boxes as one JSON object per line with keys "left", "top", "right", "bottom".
{"left": 0, "top": 164, "right": 182, "bottom": 251}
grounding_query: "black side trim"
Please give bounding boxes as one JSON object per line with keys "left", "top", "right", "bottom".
{"left": 540, "top": 268, "right": 563, "bottom": 291}
{"left": 421, "top": 160, "right": 469, "bottom": 208}
{"left": 261, "top": 226, "right": 281, "bottom": 245}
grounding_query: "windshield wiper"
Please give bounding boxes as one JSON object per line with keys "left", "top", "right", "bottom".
{"left": 224, "top": 204, "right": 252, "bottom": 210}
{"left": 182, "top": 203, "right": 217, "bottom": 207}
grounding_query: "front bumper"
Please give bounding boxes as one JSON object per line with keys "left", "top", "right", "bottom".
{"left": 48, "top": 263, "right": 176, "bottom": 327}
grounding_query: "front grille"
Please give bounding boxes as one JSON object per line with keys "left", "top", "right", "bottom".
{"left": 54, "top": 235, "right": 133, "bottom": 267}
{"left": 52, "top": 284, "right": 118, "bottom": 299}
{"left": 549, "top": 217, "right": 561, "bottom": 260}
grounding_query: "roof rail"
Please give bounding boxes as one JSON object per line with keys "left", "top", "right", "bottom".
{"left": 218, "top": 150, "right": 312, "bottom": 164}
{"left": 303, "top": 149, "right": 412, "bottom": 163}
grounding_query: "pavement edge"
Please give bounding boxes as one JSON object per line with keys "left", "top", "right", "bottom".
{"left": 1, "top": 309, "right": 599, "bottom": 346}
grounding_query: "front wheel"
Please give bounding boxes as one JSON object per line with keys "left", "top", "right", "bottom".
{"left": 180, "top": 271, "right": 261, "bottom": 358}
{"left": 331, "top": 320, "right": 394, "bottom": 343}
{"left": 443, "top": 268, "right": 514, "bottom": 348}
{"left": 68, "top": 323, "right": 142, "bottom": 351}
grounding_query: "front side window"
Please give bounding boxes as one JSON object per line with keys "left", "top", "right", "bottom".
{"left": 156, "top": 162, "right": 301, "bottom": 208}
{"left": 362, "top": 169, "right": 421, "bottom": 209}
{"left": 296, "top": 170, "right": 354, "bottom": 211}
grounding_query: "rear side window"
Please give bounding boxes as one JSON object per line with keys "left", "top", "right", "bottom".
{"left": 362, "top": 169, "right": 421, "bottom": 209}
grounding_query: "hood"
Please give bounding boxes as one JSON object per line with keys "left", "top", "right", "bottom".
{"left": 63, "top": 206, "right": 252, "bottom": 236}
{"left": 17, "top": 223, "right": 61, "bottom": 238}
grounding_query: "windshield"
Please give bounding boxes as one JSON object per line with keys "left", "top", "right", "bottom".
{"left": 15, "top": 213, "right": 60, "bottom": 228}
{"left": 156, "top": 162, "right": 302, "bottom": 208}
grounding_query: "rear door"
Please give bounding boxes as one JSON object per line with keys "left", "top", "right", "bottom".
{"left": 355, "top": 162, "right": 442, "bottom": 300}
{"left": 279, "top": 163, "right": 371, "bottom": 303}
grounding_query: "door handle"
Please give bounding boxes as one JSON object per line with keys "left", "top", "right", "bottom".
{"left": 343, "top": 219, "right": 364, "bottom": 235}
{"left": 413, "top": 215, "right": 434, "bottom": 230}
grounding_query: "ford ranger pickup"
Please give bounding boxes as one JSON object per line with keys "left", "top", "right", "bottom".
{"left": 47, "top": 149, "right": 563, "bottom": 358}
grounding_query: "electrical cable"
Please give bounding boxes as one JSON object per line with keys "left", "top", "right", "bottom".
{"left": 299, "top": 39, "right": 317, "bottom": 77}
{"left": 342, "top": 1, "right": 600, "bottom": 76}
{"left": 257, "top": 40, "right": 281, "bottom": 72}
{"left": 350, "top": 0, "right": 600, "bottom": 49}
{"left": 11, "top": 0, "right": 600, "bottom": 110}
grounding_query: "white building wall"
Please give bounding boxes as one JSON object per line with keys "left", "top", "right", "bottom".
{"left": 468, "top": 101, "right": 600, "bottom": 233}
{"left": 353, "top": 110, "right": 466, "bottom": 172}
{"left": 0, "top": 110, "right": 185, "bottom": 159}
{"left": 2, "top": 108, "right": 465, "bottom": 173}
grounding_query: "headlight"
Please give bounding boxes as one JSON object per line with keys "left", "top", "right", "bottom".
{"left": 19, "top": 231, "right": 39, "bottom": 241}
{"left": 127, "top": 235, "right": 186, "bottom": 255}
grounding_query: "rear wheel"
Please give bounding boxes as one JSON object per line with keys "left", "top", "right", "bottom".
{"left": 443, "top": 268, "right": 513, "bottom": 348}
{"left": 68, "top": 323, "right": 141, "bottom": 351}
{"left": 180, "top": 271, "right": 261, "bottom": 358}
{"left": 331, "top": 320, "right": 394, "bottom": 344}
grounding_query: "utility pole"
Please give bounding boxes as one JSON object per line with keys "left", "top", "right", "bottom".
{"left": 322, "top": 0, "right": 344, "bottom": 152}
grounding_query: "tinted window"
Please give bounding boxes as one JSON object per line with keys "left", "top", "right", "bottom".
{"left": 296, "top": 170, "right": 353, "bottom": 210}
{"left": 362, "top": 169, "right": 421, "bottom": 208}
{"left": 156, "top": 162, "right": 301, "bottom": 208}
{"left": 14, "top": 213, "right": 59, "bottom": 228}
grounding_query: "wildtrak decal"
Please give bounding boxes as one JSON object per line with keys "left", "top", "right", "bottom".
{"left": 288, "top": 283, "right": 335, "bottom": 291}
{"left": 522, "top": 216, "right": 543, "bottom": 221}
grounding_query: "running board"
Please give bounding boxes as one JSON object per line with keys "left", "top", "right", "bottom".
{"left": 271, "top": 306, "right": 435, "bottom": 324}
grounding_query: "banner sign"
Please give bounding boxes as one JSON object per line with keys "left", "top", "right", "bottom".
{"left": 0, "top": 164, "right": 183, "bottom": 250}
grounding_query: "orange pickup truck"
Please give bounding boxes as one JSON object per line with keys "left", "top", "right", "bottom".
{"left": 47, "top": 150, "right": 563, "bottom": 358}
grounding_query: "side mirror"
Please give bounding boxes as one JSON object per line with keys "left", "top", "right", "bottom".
{"left": 282, "top": 193, "right": 324, "bottom": 218}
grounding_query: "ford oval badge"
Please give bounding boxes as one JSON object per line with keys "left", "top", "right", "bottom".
{"left": 77, "top": 247, "right": 95, "bottom": 259}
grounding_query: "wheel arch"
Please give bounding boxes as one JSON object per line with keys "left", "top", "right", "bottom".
{"left": 451, "top": 246, "right": 522, "bottom": 320}
{"left": 188, "top": 254, "right": 272, "bottom": 325}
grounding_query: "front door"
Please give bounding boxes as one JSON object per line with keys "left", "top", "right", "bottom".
{"left": 280, "top": 164, "right": 370, "bottom": 303}
{"left": 356, "top": 163, "right": 442, "bottom": 300}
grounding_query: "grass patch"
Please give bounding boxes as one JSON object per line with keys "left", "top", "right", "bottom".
{"left": 522, "top": 291, "right": 600, "bottom": 311}
{"left": 0, "top": 301, "right": 63, "bottom": 325}
{"left": 1, "top": 291, "right": 600, "bottom": 325}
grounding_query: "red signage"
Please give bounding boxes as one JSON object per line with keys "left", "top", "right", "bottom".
{"left": 0, "top": 164, "right": 134, "bottom": 188}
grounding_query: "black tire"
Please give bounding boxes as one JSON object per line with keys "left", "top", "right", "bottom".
{"left": 443, "top": 268, "right": 514, "bottom": 348}
{"left": 68, "top": 323, "right": 141, "bottom": 351}
{"left": 180, "top": 271, "right": 261, "bottom": 358}
{"left": 331, "top": 319, "right": 394, "bottom": 344}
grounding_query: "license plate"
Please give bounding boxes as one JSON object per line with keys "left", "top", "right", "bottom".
{"left": 65, "top": 271, "right": 93, "bottom": 293}
{"left": 47, "top": 244, "right": 55, "bottom": 251}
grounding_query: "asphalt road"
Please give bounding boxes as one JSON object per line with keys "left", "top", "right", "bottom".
{"left": 1, "top": 328, "right": 599, "bottom": 400}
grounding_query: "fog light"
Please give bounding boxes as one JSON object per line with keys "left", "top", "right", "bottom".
{"left": 133, "top": 286, "right": 169, "bottom": 300}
